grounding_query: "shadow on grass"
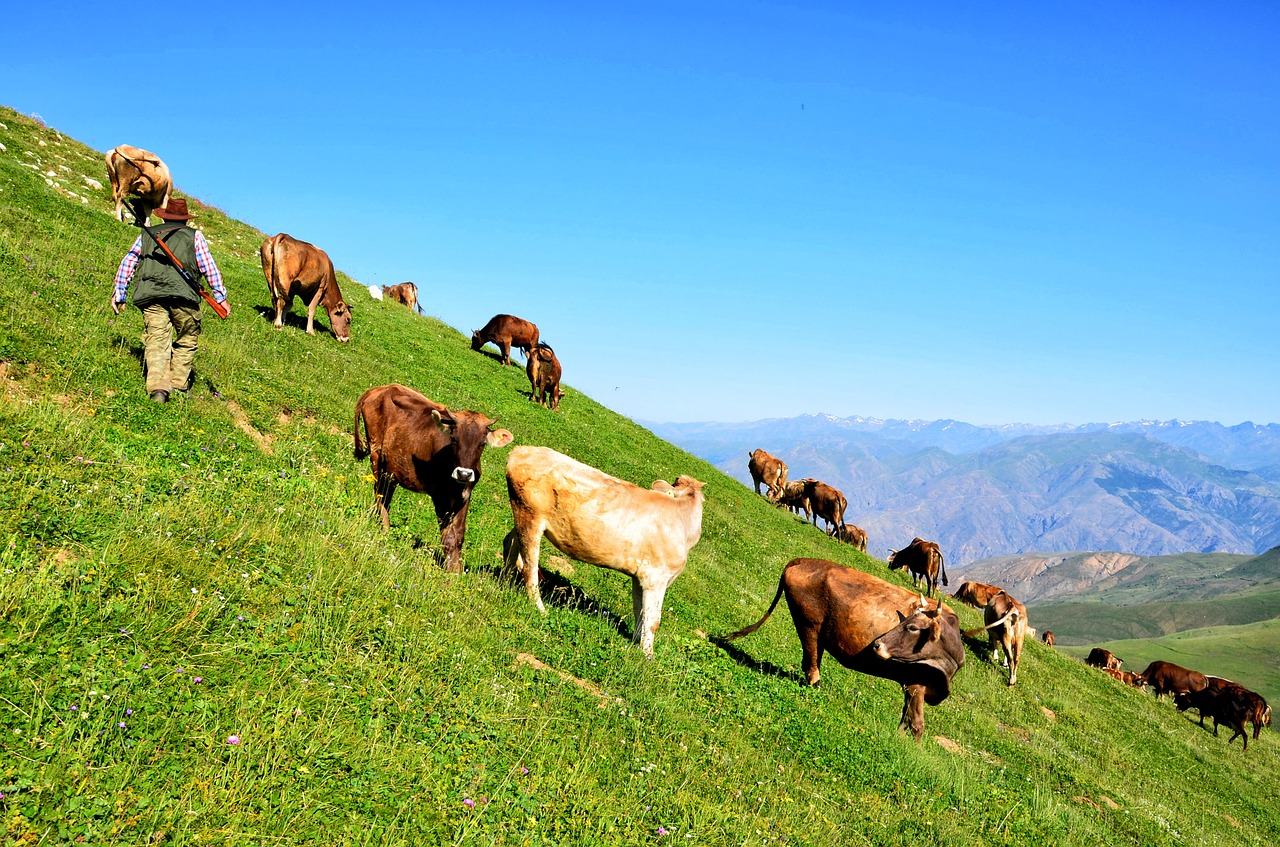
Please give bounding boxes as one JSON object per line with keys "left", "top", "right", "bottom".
{"left": 252, "top": 304, "right": 333, "bottom": 337}
{"left": 478, "top": 560, "right": 634, "bottom": 642}
{"left": 707, "top": 635, "right": 805, "bottom": 684}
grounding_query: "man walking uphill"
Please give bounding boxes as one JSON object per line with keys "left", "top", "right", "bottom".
{"left": 110, "top": 198, "right": 230, "bottom": 402}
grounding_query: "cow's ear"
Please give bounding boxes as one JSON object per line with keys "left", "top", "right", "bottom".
{"left": 486, "top": 428, "right": 514, "bottom": 448}
{"left": 928, "top": 618, "right": 942, "bottom": 642}
{"left": 431, "top": 409, "right": 455, "bottom": 432}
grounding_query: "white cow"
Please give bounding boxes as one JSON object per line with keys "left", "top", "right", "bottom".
{"left": 105, "top": 145, "right": 172, "bottom": 223}
{"left": 503, "top": 446, "right": 706, "bottom": 657}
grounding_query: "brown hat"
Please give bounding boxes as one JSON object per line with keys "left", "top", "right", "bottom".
{"left": 154, "top": 198, "right": 194, "bottom": 221}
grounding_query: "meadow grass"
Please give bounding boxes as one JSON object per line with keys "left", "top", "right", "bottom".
{"left": 2, "top": 105, "right": 1278, "bottom": 846}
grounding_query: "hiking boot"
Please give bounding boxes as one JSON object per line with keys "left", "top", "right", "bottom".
{"left": 150, "top": 390, "right": 170, "bottom": 404}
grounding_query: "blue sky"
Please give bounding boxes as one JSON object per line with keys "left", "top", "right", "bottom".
{"left": 5, "top": 2, "right": 1277, "bottom": 425}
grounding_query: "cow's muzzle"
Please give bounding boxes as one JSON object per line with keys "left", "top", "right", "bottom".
{"left": 872, "top": 639, "right": 890, "bottom": 660}
{"left": 452, "top": 467, "right": 476, "bottom": 483}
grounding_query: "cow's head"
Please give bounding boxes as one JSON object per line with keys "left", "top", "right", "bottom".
{"left": 886, "top": 548, "right": 903, "bottom": 570}
{"left": 431, "top": 409, "right": 514, "bottom": 487}
{"left": 329, "top": 301, "right": 352, "bottom": 343}
{"left": 870, "top": 599, "right": 965, "bottom": 705}
{"left": 550, "top": 386, "right": 565, "bottom": 411}
{"left": 470, "top": 331, "right": 484, "bottom": 351}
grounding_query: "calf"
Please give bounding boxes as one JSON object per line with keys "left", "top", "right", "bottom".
{"left": 1175, "top": 687, "right": 1254, "bottom": 751}
{"left": 951, "top": 580, "right": 1005, "bottom": 609}
{"left": 774, "top": 481, "right": 810, "bottom": 520}
{"left": 828, "top": 522, "right": 868, "bottom": 553}
{"left": 1041, "top": 630, "right": 1055, "bottom": 647}
{"left": 747, "top": 449, "right": 788, "bottom": 500}
{"left": 105, "top": 144, "right": 172, "bottom": 223}
{"left": 382, "top": 282, "right": 419, "bottom": 313}
{"left": 525, "top": 342, "right": 564, "bottom": 410}
{"left": 723, "top": 558, "right": 965, "bottom": 740}
{"left": 1142, "top": 660, "right": 1208, "bottom": 699}
{"left": 353, "top": 384, "right": 513, "bottom": 572}
{"left": 800, "top": 479, "right": 847, "bottom": 532}
{"left": 887, "top": 538, "right": 948, "bottom": 597}
{"left": 964, "top": 591, "right": 1028, "bottom": 686}
{"left": 1103, "top": 667, "right": 1146, "bottom": 687}
{"left": 261, "top": 233, "right": 352, "bottom": 342}
{"left": 471, "top": 314, "right": 539, "bottom": 365}
{"left": 503, "top": 446, "right": 705, "bottom": 658}
{"left": 1086, "top": 648, "right": 1122, "bottom": 671}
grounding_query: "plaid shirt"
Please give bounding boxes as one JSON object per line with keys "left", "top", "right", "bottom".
{"left": 112, "top": 229, "right": 228, "bottom": 305}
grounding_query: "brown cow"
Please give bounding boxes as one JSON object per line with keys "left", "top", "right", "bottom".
{"left": 1175, "top": 687, "right": 1255, "bottom": 750}
{"left": 1041, "top": 630, "right": 1055, "bottom": 647}
{"left": 471, "top": 314, "right": 539, "bottom": 365}
{"left": 827, "top": 522, "right": 868, "bottom": 553}
{"left": 1201, "top": 679, "right": 1272, "bottom": 740}
{"left": 800, "top": 479, "right": 846, "bottom": 532}
{"left": 964, "top": 591, "right": 1028, "bottom": 686}
{"left": 747, "top": 449, "right": 788, "bottom": 500}
{"left": 525, "top": 343, "right": 564, "bottom": 411}
{"left": 381, "top": 282, "right": 419, "bottom": 313}
{"left": 1086, "top": 648, "right": 1123, "bottom": 671}
{"left": 774, "top": 480, "right": 811, "bottom": 520}
{"left": 1103, "top": 667, "right": 1146, "bottom": 687}
{"left": 1142, "top": 660, "right": 1208, "bottom": 699}
{"left": 887, "top": 538, "right": 948, "bottom": 597}
{"left": 503, "top": 446, "right": 705, "bottom": 658}
{"left": 353, "top": 384, "right": 513, "bottom": 572}
{"left": 105, "top": 145, "right": 172, "bottom": 223}
{"left": 260, "top": 233, "right": 352, "bottom": 342}
{"left": 723, "top": 558, "right": 965, "bottom": 740}
{"left": 951, "top": 580, "right": 1005, "bottom": 609}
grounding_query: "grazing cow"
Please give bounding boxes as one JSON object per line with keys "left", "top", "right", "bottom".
{"left": 951, "top": 580, "right": 1006, "bottom": 609}
{"left": 887, "top": 538, "right": 948, "bottom": 597}
{"left": 1041, "top": 630, "right": 1055, "bottom": 647}
{"left": 723, "top": 558, "right": 965, "bottom": 740}
{"left": 1202, "top": 679, "right": 1272, "bottom": 740}
{"left": 502, "top": 446, "right": 705, "bottom": 658}
{"left": 774, "top": 480, "right": 811, "bottom": 520}
{"left": 964, "top": 591, "right": 1028, "bottom": 686}
{"left": 1142, "top": 660, "right": 1209, "bottom": 699}
{"left": 746, "top": 449, "right": 788, "bottom": 500}
{"left": 828, "top": 522, "right": 868, "bottom": 553}
{"left": 1086, "top": 648, "right": 1123, "bottom": 671}
{"left": 353, "top": 384, "right": 513, "bottom": 572}
{"left": 1175, "top": 687, "right": 1254, "bottom": 751}
{"left": 800, "top": 479, "right": 847, "bottom": 532}
{"left": 1103, "top": 667, "right": 1146, "bottom": 687}
{"left": 471, "top": 314, "right": 539, "bottom": 365}
{"left": 525, "top": 343, "right": 564, "bottom": 411}
{"left": 260, "top": 233, "right": 352, "bottom": 342}
{"left": 381, "top": 282, "right": 419, "bottom": 313}
{"left": 105, "top": 145, "right": 172, "bottom": 224}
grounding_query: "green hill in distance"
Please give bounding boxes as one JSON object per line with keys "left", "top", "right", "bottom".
{"left": 2, "top": 104, "right": 1278, "bottom": 846}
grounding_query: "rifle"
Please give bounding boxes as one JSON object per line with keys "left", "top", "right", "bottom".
{"left": 134, "top": 215, "right": 230, "bottom": 320}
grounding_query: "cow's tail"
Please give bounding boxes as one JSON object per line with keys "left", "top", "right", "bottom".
{"left": 937, "top": 549, "right": 949, "bottom": 587}
{"left": 353, "top": 397, "right": 370, "bottom": 460}
{"left": 722, "top": 572, "right": 788, "bottom": 641}
{"left": 963, "top": 608, "right": 1019, "bottom": 638}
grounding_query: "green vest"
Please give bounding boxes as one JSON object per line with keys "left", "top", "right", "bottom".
{"left": 132, "top": 223, "right": 203, "bottom": 308}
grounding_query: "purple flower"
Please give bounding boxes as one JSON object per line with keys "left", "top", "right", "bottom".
{"left": 521, "top": 766, "right": 529, "bottom": 774}
{"left": 658, "top": 827, "right": 669, "bottom": 836}
{"left": 141, "top": 664, "right": 150, "bottom": 670}
{"left": 463, "top": 798, "right": 475, "bottom": 808}
{"left": 237, "top": 615, "right": 245, "bottom": 621}
{"left": 226, "top": 735, "right": 241, "bottom": 745}
{"left": 70, "top": 705, "right": 78, "bottom": 711}
{"left": 175, "top": 668, "right": 183, "bottom": 674}
{"left": 193, "top": 677, "right": 203, "bottom": 684}
{"left": 125, "top": 709, "right": 133, "bottom": 716}
{"left": 118, "top": 722, "right": 126, "bottom": 729}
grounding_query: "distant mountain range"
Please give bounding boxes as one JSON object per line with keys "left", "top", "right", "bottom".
{"left": 647, "top": 415, "right": 1280, "bottom": 566}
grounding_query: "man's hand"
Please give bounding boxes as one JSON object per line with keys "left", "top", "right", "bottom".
{"left": 220, "top": 301, "right": 232, "bottom": 317}
{"left": 110, "top": 298, "right": 124, "bottom": 315}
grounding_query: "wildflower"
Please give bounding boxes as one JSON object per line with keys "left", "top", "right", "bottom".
{"left": 237, "top": 615, "right": 244, "bottom": 621}
{"left": 463, "top": 798, "right": 475, "bottom": 808}
{"left": 175, "top": 668, "right": 183, "bottom": 674}
{"left": 125, "top": 709, "right": 133, "bottom": 716}
{"left": 521, "top": 766, "right": 529, "bottom": 775}
{"left": 70, "top": 705, "right": 78, "bottom": 711}
{"left": 193, "top": 677, "right": 203, "bottom": 684}
{"left": 658, "top": 827, "right": 669, "bottom": 836}
{"left": 141, "top": 664, "right": 150, "bottom": 670}
{"left": 226, "top": 735, "right": 241, "bottom": 745}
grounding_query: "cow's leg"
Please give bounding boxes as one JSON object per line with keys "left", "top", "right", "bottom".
{"left": 436, "top": 497, "right": 473, "bottom": 574}
{"left": 500, "top": 341, "right": 511, "bottom": 366}
{"left": 632, "top": 572, "right": 673, "bottom": 658}
{"left": 304, "top": 287, "right": 322, "bottom": 335}
{"left": 376, "top": 476, "right": 397, "bottom": 530}
{"left": 1008, "top": 637, "right": 1021, "bottom": 686}
{"left": 795, "top": 624, "right": 824, "bottom": 686}
{"left": 900, "top": 685, "right": 927, "bottom": 740}
{"left": 504, "top": 511, "right": 547, "bottom": 614}
{"left": 273, "top": 290, "right": 289, "bottom": 329}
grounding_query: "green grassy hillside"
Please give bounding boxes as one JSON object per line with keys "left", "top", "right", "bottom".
{"left": 1060, "top": 618, "right": 1280, "bottom": 704}
{"left": 2, "top": 105, "right": 1278, "bottom": 846}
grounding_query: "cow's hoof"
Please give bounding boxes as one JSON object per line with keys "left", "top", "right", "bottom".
{"left": 149, "top": 390, "right": 169, "bottom": 404}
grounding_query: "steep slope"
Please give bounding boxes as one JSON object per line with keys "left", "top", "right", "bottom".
{"left": 3, "top": 106, "right": 1279, "bottom": 847}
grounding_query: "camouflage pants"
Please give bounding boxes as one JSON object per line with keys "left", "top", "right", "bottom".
{"left": 140, "top": 302, "right": 201, "bottom": 394}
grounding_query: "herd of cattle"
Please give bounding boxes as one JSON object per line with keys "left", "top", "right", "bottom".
{"left": 106, "top": 145, "right": 1270, "bottom": 748}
